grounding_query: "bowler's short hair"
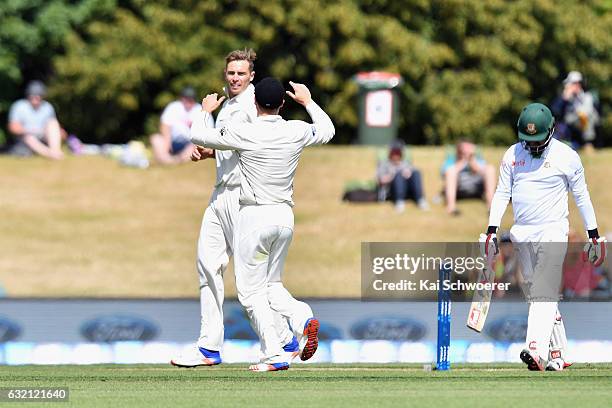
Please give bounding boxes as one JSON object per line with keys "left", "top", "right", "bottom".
{"left": 225, "top": 48, "right": 257, "bottom": 72}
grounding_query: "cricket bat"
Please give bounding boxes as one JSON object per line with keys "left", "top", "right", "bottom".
{"left": 466, "top": 263, "right": 495, "bottom": 333}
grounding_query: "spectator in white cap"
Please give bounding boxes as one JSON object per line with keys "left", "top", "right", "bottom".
{"left": 7, "top": 80, "right": 65, "bottom": 159}
{"left": 551, "top": 71, "right": 600, "bottom": 151}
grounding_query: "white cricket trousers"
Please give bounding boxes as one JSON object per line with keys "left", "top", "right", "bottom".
{"left": 196, "top": 186, "right": 292, "bottom": 351}
{"left": 510, "top": 221, "right": 569, "bottom": 361}
{"left": 234, "top": 204, "right": 313, "bottom": 363}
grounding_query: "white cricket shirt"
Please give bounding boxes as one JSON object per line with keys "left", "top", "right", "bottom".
{"left": 208, "top": 84, "right": 257, "bottom": 187}
{"left": 191, "top": 101, "right": 335, "bottom": 206}
{"left": 488, "top": 138, "right": 597, "bottom": 230}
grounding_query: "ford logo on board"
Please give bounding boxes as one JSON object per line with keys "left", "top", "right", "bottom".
{"left": 0, "top": 317, "right": 21, "bottom": 342}
{"left": 350, "top": 317, "right": 426, "bottom": 341}
{"left": 81, "top": 315, "right": 158, "bottom": 342}
{"left": 486, "top": 315, "right": 527, "bottom": 342}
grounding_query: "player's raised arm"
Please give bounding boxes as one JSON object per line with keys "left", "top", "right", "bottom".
{"left": 191, "top": 93, "right": 252, "bottom": 151}
{"left": 189, "top": 93, "right": 219, "bottom": 161}
{"left": 191, "top": 121, "right": 251, "bottom": 152}
{"left": 286, "top": 81, "right": 335, "bottom": 146}
{"left": 190, "top": 110, "right": 218, "bottom": 148}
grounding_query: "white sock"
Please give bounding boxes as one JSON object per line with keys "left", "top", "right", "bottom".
{"left": 197, "top": 282, "right": 224, "bottom": 351}
{"left": 549, "top": 308, "right": 569, "bottom": 362}
{"left": 526, "top": 301, "right": 558, "bottom": 360}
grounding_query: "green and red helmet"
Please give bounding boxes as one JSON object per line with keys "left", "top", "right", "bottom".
{"left": 517, "top": 103, "right": 555, "bottom": 157}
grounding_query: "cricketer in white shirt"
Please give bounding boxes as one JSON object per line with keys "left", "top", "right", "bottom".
{"left": 187, "top": 83, "right": 295, "bottom": 362}
{"left": 188, "top": 83, "right": 256, "bottom": 358}
{"left": 211, "top": 84, "right": 255, "bottom": 188}
{"left": 485, "top": 103, "right": 604, "bottom": 371}
{"left": 488, "top": 138, "right": 597, "bottom": 231}
{"left": 191, "top": 79, "right": 335, "bottom": 370}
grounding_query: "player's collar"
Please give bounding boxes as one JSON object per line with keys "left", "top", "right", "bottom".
{"left": 255, "top": 115, "right": 282, "bottom": 122}
{"left": 224, "top": 84, "right": 255, "bottom": 104}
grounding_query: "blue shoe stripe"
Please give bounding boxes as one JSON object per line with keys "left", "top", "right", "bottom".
{"left": 282, "top": 336, "right": 299, "bottom": 352}
{"left": 198, "top": 347, "right": 222, "bottom": 363}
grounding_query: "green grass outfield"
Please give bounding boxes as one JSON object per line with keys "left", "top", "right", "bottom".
{"left": 1, "top": 364, "right": 611, "bottom": 407}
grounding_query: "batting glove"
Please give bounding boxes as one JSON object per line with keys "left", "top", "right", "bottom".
{"left": 583, "top": 237, "right": 607, "bottom": 267}
{"left": 479, "top": 232, "right": 499, "bottom": 259}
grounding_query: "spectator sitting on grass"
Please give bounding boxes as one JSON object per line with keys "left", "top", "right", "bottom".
{"left": 377, "top": 141, "right": 428, "bottom": 213}
{"left": 442, "top": 140, "right": 495, "bottom": 216}
{"left": 149, "top": 86, "right": 207, "bottom": 165}
{"left": 7, "top": 81, "right": 65, "bottom": 160}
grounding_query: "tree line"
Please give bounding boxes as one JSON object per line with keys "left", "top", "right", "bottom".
{"left": 1, "top": 0, "right": 610, "bottom": 145}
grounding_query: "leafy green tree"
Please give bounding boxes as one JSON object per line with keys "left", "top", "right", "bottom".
{"left": 41, "top": 0, "right": 612, "bottom": 145}
{"left": 51, "top": 1, "right": 244, "bottom": 141}
{"left": 417, "top": 0, "right": 612, "bottom": 145}
{"left": 50, "top": 0, "right": 455, "bottom": 142}
{"left": 0, "top": 0, "right": 116, "bottom": 144}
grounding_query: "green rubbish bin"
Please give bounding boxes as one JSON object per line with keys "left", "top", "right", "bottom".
{"left": 354, "top": 71, "right": 403, "bottom": 146}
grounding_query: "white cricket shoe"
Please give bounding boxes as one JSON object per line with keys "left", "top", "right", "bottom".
{"left": 545, "top": 358, "right": 565, "bottom": 371}
{"left": 170, "top": 346, "right": 221, "bottom": 368}
{"left": 547, "top": 350, "right": 573, "bottom": 370}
